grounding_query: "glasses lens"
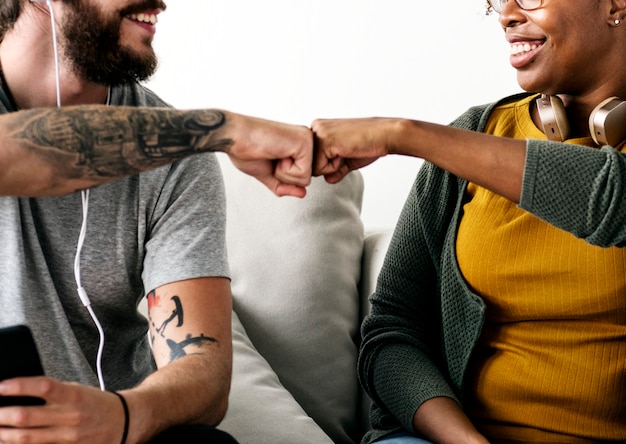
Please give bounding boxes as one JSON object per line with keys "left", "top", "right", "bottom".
{"left": 488, "top": 0, "right": 504, "bottom": 12}
{"left": 489, "top": 0, "right": 542, "bottom": 13}
{"left": 519, "top": 0, "right": 542, "bottom": 10}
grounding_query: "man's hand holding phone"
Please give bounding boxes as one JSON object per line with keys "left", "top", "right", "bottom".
{"left": 0, "top": 325, "right": 45, "bottom": 407}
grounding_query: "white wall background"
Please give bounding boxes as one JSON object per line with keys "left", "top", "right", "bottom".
{"left": 146, "top": 0, "right": 521, "bottom": 230}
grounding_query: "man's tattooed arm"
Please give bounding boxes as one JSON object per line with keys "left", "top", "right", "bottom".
{"left": 142, "top": 278, "right": 233, "bottom": 427}
{"left": 148, "top": 292, "right": 218, "bottom": 363}
{"left": 0, "top": 104, "right": 313, "bottom": 198}
{"left": 0, "top": 105, "right": 233, "bottom": 196}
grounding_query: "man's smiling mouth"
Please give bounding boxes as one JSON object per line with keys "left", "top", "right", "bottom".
{"left": 127, "top": 13, "right": 158, "bottom": 25}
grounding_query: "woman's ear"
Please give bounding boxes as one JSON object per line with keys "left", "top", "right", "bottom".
{"left": 609, "top": 0, "right": 626, "bottom": 20}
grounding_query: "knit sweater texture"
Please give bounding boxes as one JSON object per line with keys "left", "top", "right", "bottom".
{"left": 358, "top": 93, "right": 626, "bottom": 443}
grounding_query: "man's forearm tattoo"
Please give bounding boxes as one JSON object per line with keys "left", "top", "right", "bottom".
{"left": 147, "top": 290, "right": 217, "bottom": 362}
{"left": 13, "top": 106, "right": 234, "bottom": 178}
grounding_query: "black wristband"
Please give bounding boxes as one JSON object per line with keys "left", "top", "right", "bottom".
{"left": 112, "top": 391, "right": 129, "bottom": 444}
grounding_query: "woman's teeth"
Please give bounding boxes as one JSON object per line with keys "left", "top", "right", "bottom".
{"left": 511, "top": 42, "right": 539, "bottom": 55}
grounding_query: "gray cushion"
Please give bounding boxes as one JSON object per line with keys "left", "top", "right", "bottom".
{"left": 219, "top": 158, "right": 364, "bottom": 443}
{"left": 220, "top": 311, "right": 333, "bottom": 443}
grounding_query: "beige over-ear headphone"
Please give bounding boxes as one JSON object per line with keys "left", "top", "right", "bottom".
{"left": 588, "top": 97, "right": 626, "bottom": 146}
{"left": 536, "top": 94, "right": 626, "bottom": 146}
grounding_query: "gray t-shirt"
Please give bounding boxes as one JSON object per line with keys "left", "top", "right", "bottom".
{"left": 0, "top": 84, "right": 229, "bottom": 390}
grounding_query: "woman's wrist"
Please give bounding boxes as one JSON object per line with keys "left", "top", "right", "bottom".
{"left": 412, "top": 396, "right": 489, "bottom": 444}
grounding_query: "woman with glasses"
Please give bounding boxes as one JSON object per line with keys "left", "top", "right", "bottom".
{"left": 313, "top": 0, "right": 626, "bottom": 443}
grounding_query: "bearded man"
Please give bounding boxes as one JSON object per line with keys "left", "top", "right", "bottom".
{"left": 0, "top": 1, "right": 312, "bottom": 443}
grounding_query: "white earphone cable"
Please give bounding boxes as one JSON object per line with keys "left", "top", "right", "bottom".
{"left": 43, "top": 0, "right": 107, "bottom": 392}
{"left": 46, "top": 0, "right": 61, "bottom": 108}
{"left": 73, "top": 189, "right": 106, "bottom": 391}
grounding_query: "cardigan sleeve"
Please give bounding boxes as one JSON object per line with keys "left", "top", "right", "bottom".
{"left": 358, "top": 162, "right": 461, "bottom": 433}
{"left": 521, "top": 140, "right": 626, "bottom": 247}
{"left": 358, "top": 104, "right": 491, "bottom": 434}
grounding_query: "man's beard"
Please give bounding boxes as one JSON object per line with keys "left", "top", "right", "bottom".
{"left": 61, "top": 1, "right": 162, "bottom": 86}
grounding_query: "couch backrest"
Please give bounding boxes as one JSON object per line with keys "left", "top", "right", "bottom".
{"left": 218, "top": 156, "right": 366, "bottom": 444}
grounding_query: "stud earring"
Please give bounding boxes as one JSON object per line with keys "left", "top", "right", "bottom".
{"left": 615, "top": 18, "right": 622, "bottom": 25}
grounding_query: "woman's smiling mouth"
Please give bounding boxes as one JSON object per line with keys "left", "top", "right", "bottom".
{"left": 509, "top": 39, "right": 545, "bottom": 68}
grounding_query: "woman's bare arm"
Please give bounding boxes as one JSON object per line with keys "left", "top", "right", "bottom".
{"left": 312, "top": 117, "right": 525, "bottom": 202}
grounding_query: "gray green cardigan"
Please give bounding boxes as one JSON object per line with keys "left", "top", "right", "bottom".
{"left": 358, "top": 93, "right": 626, "bottom": 444}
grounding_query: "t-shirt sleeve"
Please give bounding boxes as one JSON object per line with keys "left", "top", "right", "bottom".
{"left": 141, "top": 152, "right": 229, "bottom": 293}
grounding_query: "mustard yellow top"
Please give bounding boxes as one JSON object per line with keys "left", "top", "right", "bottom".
{"left": 457, "top": 95, "right": 626, "bottom": 442}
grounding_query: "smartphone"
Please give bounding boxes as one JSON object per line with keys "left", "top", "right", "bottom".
{"left": 0, "top": 325, "right": 45, "bottom": 406}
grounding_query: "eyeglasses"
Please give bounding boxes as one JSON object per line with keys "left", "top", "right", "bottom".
{"left": 487, "top": 0, "right": 543, "bottom": 14}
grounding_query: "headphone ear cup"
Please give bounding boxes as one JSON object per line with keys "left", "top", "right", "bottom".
{"left": 589, "top": 96, "right": 626, "bottom": 147}
{"left": 536, "top": 94, "right": 570, "bottom": 141}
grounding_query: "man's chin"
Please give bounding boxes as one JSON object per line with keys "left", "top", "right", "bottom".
{"left": 79, "top": 60, "right": 157, "bottom": 86}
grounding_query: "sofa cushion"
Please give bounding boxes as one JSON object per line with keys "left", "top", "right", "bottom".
{"left": 220, "top": 311, "right": 333, "bottom": 443}
{"left": 219, "top": 157, "right": 364, "bottom": 443}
